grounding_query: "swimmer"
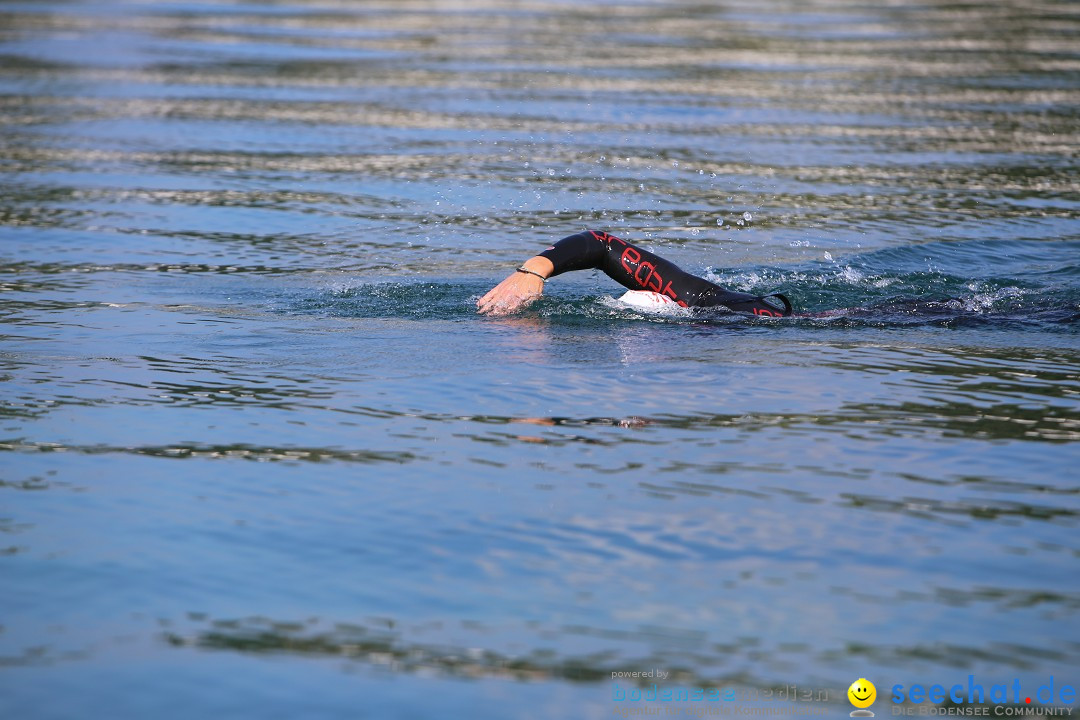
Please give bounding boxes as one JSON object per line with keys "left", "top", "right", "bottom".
{"left": 477, "top": 229, "right": 793, "bottom": 317}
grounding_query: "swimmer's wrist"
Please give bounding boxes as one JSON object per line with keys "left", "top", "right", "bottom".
{"left": 517, "top": 256, "right": 554, "bottom": 281}
{"left": 516, "top": 266, "right": 547, "bottom": 282}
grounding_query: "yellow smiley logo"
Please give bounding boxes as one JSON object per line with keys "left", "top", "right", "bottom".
{"left": 848, "top": 678, "right": 877, "bottom": 710}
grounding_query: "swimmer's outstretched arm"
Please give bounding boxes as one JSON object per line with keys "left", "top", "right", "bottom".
{"left": 476, "top": 229, "right": 616, "bottom": 315}
{"left": 477, "top": 230, "right": 792, "bottom": 316}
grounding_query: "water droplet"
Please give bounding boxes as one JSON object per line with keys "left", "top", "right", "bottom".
{"left": 547, "top": 169, "right": 555, "bottom": 176}
{"left": 743, "top": 211, "right": 753, "bottom": 221}
{"left": 690, "top": 228, "right": 700, "bottom": 235}
{"left": 672, "top": 161, "right": 679, "bottom": 167}
{"left": 737, "top": 220, "right": 744, "bottom": 226}
{"left": 716, "top": 218, "right": 724, "bottom": 226}
{"left": 599, "top": 155, "right": 606, "bottom": 161}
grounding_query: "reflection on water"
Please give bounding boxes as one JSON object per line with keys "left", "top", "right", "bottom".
{"left": 1, "top": 0, "right": 1078, "bottom": 717}
{"left": 157, "top": 609, "right": 1075, "bottom": 689}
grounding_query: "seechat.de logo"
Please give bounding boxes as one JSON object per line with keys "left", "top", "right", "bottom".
{"left": 891, "top": 676, "right": 1077, "bottom": 713}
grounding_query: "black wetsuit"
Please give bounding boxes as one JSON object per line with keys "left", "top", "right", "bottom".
{"left": 538, "top": 230, "right": 793, "bottom": 317}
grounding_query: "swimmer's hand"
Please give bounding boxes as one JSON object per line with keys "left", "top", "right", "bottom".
{"left": 477, "top": 257, "right": 553, "bottom": 316}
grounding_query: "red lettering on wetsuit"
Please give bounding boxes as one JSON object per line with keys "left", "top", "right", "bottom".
{"left": 620, "top": 246, "right": 640, "bottom": 276}
{"left": 591, "top": 230, "right": 690, "bottom": 307}
{"left": 662, "top": 281, "right": 686, "bottom": 306}
{"left": 628, "top": 252, "right": 687, "bottom": 305}
{"left": 635, "top": 261, "right": 662, "bottom": 292}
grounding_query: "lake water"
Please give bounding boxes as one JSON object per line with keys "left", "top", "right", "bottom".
{"left": 1, "top": 1, "right": 1078, "bottom": 718}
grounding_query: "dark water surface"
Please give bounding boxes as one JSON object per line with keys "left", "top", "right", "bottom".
{"left": 1, "top": 0, "right": 1078, "bottom": 717}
